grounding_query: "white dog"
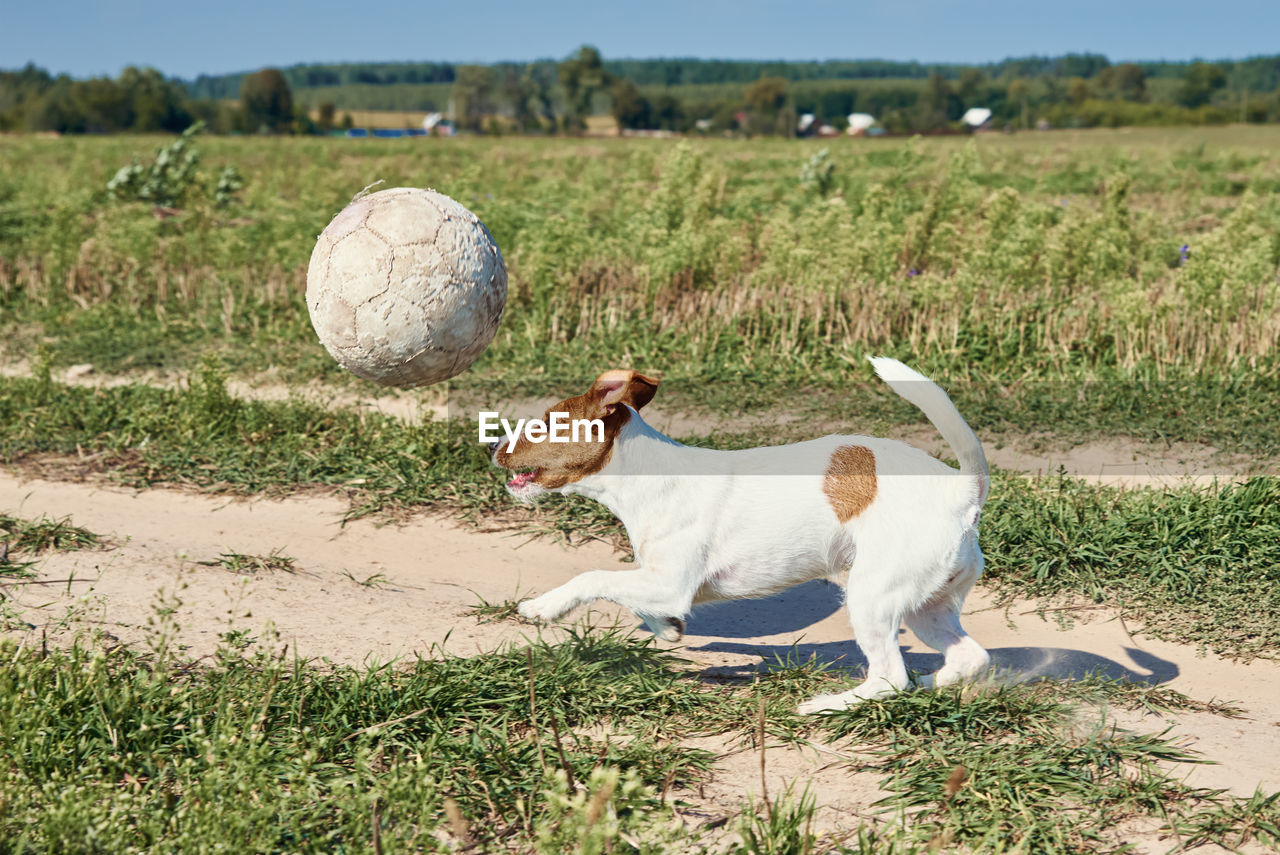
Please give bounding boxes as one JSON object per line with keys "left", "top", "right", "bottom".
{"left": 490, "top": 358, "right": 990, "bottom": 713}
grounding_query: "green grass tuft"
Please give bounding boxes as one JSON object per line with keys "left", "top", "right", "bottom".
{"left": 196, "top": 550, "right": 298, "bottom": 575}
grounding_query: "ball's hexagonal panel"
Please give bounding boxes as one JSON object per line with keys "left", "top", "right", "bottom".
{"left": 329, "top": 229, "right": 392, "bottom": 306}
{"left": 306, "top": 187, "right": 508, "bottom": 388}
{"left": 364, "top": 191, "right": 446, "bottom": 247}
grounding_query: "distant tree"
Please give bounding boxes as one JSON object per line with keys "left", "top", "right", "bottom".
{"left": 25, "top": 77, "right": 85, "bottom": 133}
{"left": 559, "top": 46, "right": 610, "bottom": 130}
{"left": 1096, "top": 64, "right": 1147, "bottom": 102}
{"left": 650, "top": 93, "right": 684, "bottom": 130}
{"left": 923, "top": 72, "right": 963, "bottom": 123}
{"left": 293, "top": 102, "right": 318, "bottom": 135}
{"left": 1056, "top": 54, "right": 1110, "bottom": 78}
{"left": 1178, "top": 62, "right": 1228, "bottom": 108}
{"left": 75, "top": 77, "right": 130, "bottom": 132}
{"left": 500, "top": 67, "right": 533, "bottom": 130}
{"left": 1067, "top": 77, "right": 1090, "bottom": 107}
{"left": 744, "top": 76, "right": 787, "bottom": 114}
{"left": 743, "top": 76, "right": 788, "bottom": 135}
{"left": 610, "top": 79, "right": 650, "bottom": 129}
{"left": 240, "top": 68, "right": 294, "bottom": 132}
{"left": 1008, "top": 78, "right": 1031, "bottom": 128}
{"left": 452, "top": 65, "right": 495, "bottom": 131}
{"left": 185, "top": 97, "right": 239, "bottom": 135}
{"left": 317, "top": 101, "right": 336, "bottom": 132}
{"left": 957, "top": 68, "right": 986, "bottom": 104}
{"left": 340, "top": 112, "right": 354, "bottom": 131}
{"left": 522, "top": 64, "right": 558, "bottom": 131}
{"left": 117, "top": 66, "right": 191, "bottom": 132}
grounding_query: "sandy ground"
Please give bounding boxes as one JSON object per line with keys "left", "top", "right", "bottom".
{"left": 4, "top": 471, "right": 1278, "bottom": 814}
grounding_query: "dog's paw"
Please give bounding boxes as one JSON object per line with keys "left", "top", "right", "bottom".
{"left": 656, "top": 617, "right": 684, "bottom": 642}
{"left": 517, "top": 595, "right": 566, "bottom": 624}
{"left": 638, "top": 614, "right": 685, "bottom": 642}
{"left": 797, "top": 692, "right": 856, "bottom": 715}
{"left": 851, "top": 678, "right": 904, "bottom": 702}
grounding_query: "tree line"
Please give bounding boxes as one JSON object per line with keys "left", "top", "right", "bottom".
{"left": 0, "top": 65, "right": 329, "bottom": 135}
{"left": 187, "top": 53, "right": 1280, "bottom": 92}
{"left": 3, "top": 49, "right": 1280, "bottom": 136}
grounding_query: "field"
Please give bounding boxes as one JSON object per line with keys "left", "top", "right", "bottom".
{"left": 1, "top": 126, "right": 1279, "bottom": 852}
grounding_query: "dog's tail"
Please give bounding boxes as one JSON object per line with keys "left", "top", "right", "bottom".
{"left": 868, "top": 357, "right": 988, "bottom": 504}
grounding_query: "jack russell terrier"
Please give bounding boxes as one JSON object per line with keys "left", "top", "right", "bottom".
{"left": 490, "top": 358, "right": 990, "bottom": 713}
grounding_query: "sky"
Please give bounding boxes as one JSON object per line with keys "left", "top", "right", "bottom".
{"left": 4, "top": 0, "right": 1279, "bottom": 80}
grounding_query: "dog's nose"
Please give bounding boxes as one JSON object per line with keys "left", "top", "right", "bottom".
{"left": 487, "top": 439, "right": 502, "bottom": 459}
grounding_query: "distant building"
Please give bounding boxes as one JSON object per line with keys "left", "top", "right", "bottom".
{"left": 421, "top": 113, "right": 455, "bottom": 136}
{"left": 846, "top": 113, "right": 877, "bottom": 136}
{"left": 961, "top": 108, "right": 993, "bottom": 129}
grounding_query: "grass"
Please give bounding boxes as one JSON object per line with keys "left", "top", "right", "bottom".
{"left": 816, "top": 685, "right": 1207, "bottom": 851}
{"left": 196, "top": 549, "right": 298, "bottom": 575}
{"left": 341, "top": 570, "right": 391, "bottom": 589}
{"left": 0, "top": 629, "right": 715, "bottom": 854}
{"left": 1, "top": 626, "right": 1274, "bottom": 854}
{"left": 981, "top": 471, "right": 1280, "bottom": 660}
{"left": 0, "top": 512, "right": 100, "bottom": 556}
{"left": 0, "top": 512, "right": 101, "bottom": 579}
{"left": 1, "top": 129, "right": 1279, "bottom": 455}
{"left": 466, "top": 591, "right": 534, "bottom": 624}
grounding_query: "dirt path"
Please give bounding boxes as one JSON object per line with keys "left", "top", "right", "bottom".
{"left": 3, "top": 471, "right": 1278, "bottom": 807}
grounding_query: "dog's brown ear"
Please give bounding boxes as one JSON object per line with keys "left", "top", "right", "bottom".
{"left": 589, "top": 370, "right": 660, "bottom": 414}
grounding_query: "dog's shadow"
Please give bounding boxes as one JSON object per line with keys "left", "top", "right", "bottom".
{"left": 676, "top": 581, "right": 1180, "bottom": 687}
{"left": 685, "top": 579, "right": 846, "bottom": 637}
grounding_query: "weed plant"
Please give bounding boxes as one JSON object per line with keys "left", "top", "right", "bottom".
{"left": 0, "top": 512, "right": 100, "bottom": 580}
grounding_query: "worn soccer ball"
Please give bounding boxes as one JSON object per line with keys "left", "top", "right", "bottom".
{"left": 306, "top": 187, "right": 507, "bottom": 388}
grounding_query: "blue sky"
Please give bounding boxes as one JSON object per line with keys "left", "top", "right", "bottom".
{"left": 4, "top": 0, "right": 1278, "bottom": 80}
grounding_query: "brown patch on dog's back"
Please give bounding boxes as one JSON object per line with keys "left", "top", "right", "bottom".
{"left": 824, "top": 445, "right": 878, "bottom": 522}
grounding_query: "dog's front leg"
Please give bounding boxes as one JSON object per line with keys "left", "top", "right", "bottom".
{"left": 518, "top": 567, "right": 694, "bottom": 640}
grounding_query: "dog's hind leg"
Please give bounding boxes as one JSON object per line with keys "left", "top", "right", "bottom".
{"left": 799, "top": 544, "right": 914, "bottom": 714}
{"left": 904, "top": 539, "right": 989, "bottom": 689}
{"left": 638, "top": 614, "right": 685, "bottom": 642}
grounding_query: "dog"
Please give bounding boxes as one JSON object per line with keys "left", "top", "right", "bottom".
{"left": 489, "top": 358, "right": 990, "bottom": 713}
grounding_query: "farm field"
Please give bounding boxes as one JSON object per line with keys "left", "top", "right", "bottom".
{"left": 1, "top": 126, "right": 1279, "bottom": 852}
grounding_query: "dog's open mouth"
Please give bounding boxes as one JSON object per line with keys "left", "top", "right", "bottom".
{"left": 507, "top": 469, "right": 540, "bottom": 489}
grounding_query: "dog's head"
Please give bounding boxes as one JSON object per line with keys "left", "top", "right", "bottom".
{"left": 490, "top": 370, "right": 659, "bottom": 502}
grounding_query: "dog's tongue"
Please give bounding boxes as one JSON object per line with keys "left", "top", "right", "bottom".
{"left": 509, "top": 471, "right": 537, "bottom": 488}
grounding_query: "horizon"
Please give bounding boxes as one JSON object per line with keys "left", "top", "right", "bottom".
{"left": 9, "top": 51, "right": 1277, "bottom": 85}
{"left": 184, "top": 50, "right": 1278, "bottom": 81}
{"left": 4, "top": 0, "right": 1278, "bottom": 81}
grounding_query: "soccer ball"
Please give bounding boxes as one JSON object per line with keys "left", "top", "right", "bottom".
{"left": 306, "top": 187, "right": 507, "bottom": 388}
